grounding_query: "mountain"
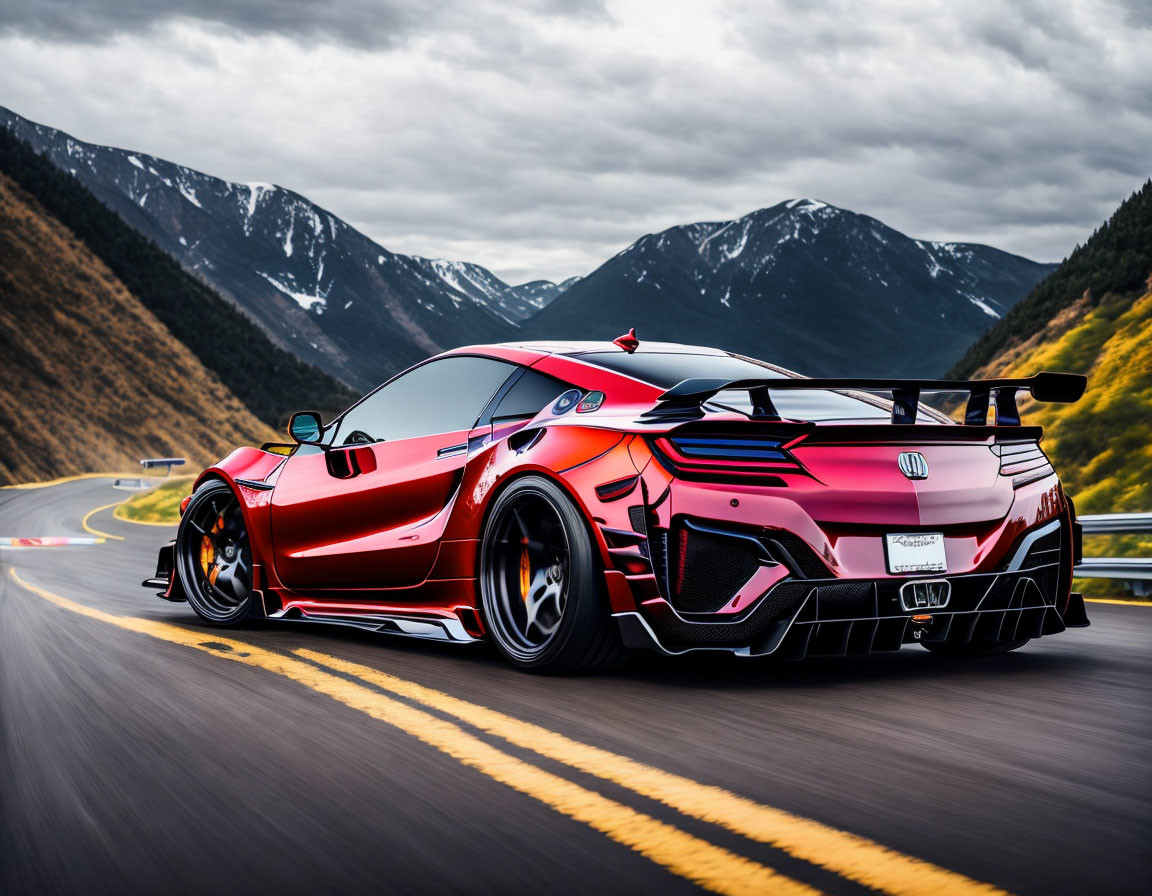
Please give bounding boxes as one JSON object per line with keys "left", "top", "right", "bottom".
{"left": 407, "top": 259, "right": 576, "bottom": 322}
{"left": 1, "top": 105, "right": 1055, "bottom": 385}
{"left": 0, "top": 107, "right": 574, "bottom": 391}
{"left": 521, "top": 199, "right": 1055, "bottom": 376}
{"left": 0, "top": 168, "right": 276, "bottom": 485}
{"left": 944, "top": 182, "right": 1152, "bottom": 578}
{"left": 0, "top": 126, "right": 356, "bottom": 429}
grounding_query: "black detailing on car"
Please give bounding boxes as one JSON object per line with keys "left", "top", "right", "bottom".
{"left": 508, "top": 427, "right": 545, "bottom": 454}
{"left": 643, "top": 372, "right": 1086, "bottom": 426}
{"left": 234, "top": 478, "right": 275, "bottom": 490}
{"left": 623, "top": 513, "right": 1085, "bottom": 657}
{"left": 638, "top": 518, "right": 831, "bottom": 615}
{"left": 665, "top": 523, "right": 765, "bottom": 613}
{"left": 595, "top": 475, "right": 639, "bottom": 502}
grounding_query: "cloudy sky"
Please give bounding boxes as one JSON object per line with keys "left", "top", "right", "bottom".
{"left": 1, "top": 0, "right": 1149, "bottom": 283}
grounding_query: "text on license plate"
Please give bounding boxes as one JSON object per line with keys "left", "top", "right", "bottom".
{"left": 885, "top": 532, "right": 947, "bottom": 574}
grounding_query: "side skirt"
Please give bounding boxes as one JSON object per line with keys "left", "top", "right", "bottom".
{"left": 267, "top": 607, "right": 481, "bottom": 644}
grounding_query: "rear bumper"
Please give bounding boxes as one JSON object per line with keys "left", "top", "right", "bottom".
{"left": 615, "top": 517, "right": 1088, "bottom": 658}
{"left": 616, "top": 572, "right": 1088, "bottom": 658}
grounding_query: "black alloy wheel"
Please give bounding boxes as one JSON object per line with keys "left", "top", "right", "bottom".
{"left": 480, "top": 476, "right": 628, "bottom": 673}
{"left": 176, "top": 481, "right": 255, "bottom": 625}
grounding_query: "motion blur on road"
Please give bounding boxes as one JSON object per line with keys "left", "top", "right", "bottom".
{"left": 2, "top": 477, "right": 1149, "bottom": 895}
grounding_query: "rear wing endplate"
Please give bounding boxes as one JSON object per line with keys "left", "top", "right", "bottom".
{"left": 644, "top": 372, "right": 1086, "bottom": 426}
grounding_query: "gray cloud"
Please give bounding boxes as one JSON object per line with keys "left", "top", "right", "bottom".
{"left": 0, "top": 0, "right": 1148, "bottom": 283}
{"left": 0, "top": 0, "right": 608, "bottom": 48}
{"left": 1, "top": 0, "right": 412, "bottom": 46}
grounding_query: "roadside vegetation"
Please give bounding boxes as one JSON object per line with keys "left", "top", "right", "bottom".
{"left": 947, "top": 182, "right": 1152, "bottom": 597}
{"left": 1007, "top": 285, "right": 1150, "bottom": 597}
{"left": 115, "top": 477, "right": 195, "bottom": 525}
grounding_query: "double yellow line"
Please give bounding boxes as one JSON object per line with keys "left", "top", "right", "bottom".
{"left": 9, "top": 568, "right": 1007, "bottom": 896}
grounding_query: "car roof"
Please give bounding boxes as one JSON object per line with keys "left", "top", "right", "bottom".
{"left": 492, "top": 340, "right": 733, "bottom": 358}
{"left": 431, "top": 342, "right": 945, "bottom": 424}
{"left": 442, "top": 341, "right": 763, "bottom": 391}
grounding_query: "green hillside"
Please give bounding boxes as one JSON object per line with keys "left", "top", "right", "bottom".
{"left": 0, "top": 128, "right": 355, "bottom": 428}
{"left": 950, "top": 182, "right": 1152, "bottom": 593}
{"left": 1010, "top": 288, "right": 1151, "bottom": 511}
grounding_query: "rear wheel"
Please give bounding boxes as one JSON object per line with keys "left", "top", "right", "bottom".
{"left": 480, "top": 476, "right": 628, "bottom": 673}
{"left": 175, "top": 481, "right": 255, "bottom": 625}
{"left": 922, "top": 638, "right": 1029, "bottom": 656}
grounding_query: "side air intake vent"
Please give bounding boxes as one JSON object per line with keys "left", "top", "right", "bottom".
{"left": 667, "top": 523, "right": 763, "bottom": 613}
{"left": 763, "top": 531, "right": 833, "bottom": 578}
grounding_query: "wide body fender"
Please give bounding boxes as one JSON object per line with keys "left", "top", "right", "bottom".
{"left": 447, "top": 425, "right": 644, "bottom": 568}
{"left": 193, "top": 446, "right": 287, "bottom": 595}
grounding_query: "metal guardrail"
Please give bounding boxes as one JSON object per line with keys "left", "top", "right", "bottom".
{"left": 1077, "top": 512, "right": 1152, "bottom": 535}
{"left": 1074, "top": 513, "right": 1152, "bottom": 596}
{"left": 139, "top": 457, "right": 186, "bottom": 476}
{"left": 1074, "top": 558, "right": 1152, "bottom": 580}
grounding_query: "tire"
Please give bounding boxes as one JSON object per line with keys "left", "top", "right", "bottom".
{"left": 922, "top": 638, "right": 1030, "bottom": 656}
{"left": 480, "top": 476, "right": 629, "bottom": 674}
{"left": 175, "top": 480, "right": 256, "bottom": 625}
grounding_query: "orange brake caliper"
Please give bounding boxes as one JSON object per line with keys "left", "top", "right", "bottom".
{"left": 201, "top": 516, "right": 225, "bottom": 585}
{"left": 519, "top": 546, "right": 531, "bottom": 602}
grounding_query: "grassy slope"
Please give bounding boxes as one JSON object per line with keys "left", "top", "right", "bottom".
{"left": 116, "top": 477, "right": 195, "bottom": 525}
{"left": 1003, "top": 288, "right": 1152, "bottom": 512}
{"left": 0, "top": 172, "right": 277, "bottom": 484}
{"left": 950, "top": 183, "right": 1152, "bottom": 594}
{"left": 970, "top": 286, "right": 1152, "bottom": 592}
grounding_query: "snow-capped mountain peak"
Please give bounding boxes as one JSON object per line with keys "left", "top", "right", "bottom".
{"left": 522, "top": 199, "right": 1055, "bottom": 377}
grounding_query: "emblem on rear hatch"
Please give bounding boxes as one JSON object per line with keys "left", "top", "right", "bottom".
{"left": 897, "top": 451, "right": 928, "bottom": 480}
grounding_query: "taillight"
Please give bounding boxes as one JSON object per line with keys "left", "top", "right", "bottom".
{"left": 651, "top": 433, "right": 806, "bottom": 482}
{"left": 992, "top": 441, "right": 1054, "bottom": 488}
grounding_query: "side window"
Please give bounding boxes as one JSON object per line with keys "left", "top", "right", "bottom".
{"left": 492, "top": 369, "right": 576, "bottom": 422}
{"left": 335, "top": 357, "right": 516, "bottom": 445}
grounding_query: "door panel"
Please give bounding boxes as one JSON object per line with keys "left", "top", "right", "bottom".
{"left": 271, "top": 431, "right": 473, "bottom": 591}
{"left": 268, "top": 355, "right": 520, "bottom": 594}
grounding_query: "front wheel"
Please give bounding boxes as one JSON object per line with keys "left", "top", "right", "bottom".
{"left": 480, "top": 476, "right": 628, "bottom": 674}
{"left": 175, "top": 481, "right": 256, "bottom": 625}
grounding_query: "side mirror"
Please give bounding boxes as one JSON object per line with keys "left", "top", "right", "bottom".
{"left": 288, "top": 411, "right": 324, "bottom": 445}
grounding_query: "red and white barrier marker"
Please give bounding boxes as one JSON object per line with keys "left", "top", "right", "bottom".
{"left": 0, "top": 536, "right": 104, "bottom": 546}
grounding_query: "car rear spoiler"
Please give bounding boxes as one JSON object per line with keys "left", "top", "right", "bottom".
{"left": 642, "top": 372, "right": 1086, "bottom": 425}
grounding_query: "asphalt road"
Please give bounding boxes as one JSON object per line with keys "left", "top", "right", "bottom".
{"left": 1, "top": 477, "right": 1149, "bottom": 896}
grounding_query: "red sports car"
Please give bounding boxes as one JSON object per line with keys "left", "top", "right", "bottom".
{"left": 144, "top": 335, "right": 1090, "bottom": 672}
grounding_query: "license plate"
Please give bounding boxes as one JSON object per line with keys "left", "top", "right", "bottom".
{"left": 885, "top": 532, "right": 946, "bottom": 574}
